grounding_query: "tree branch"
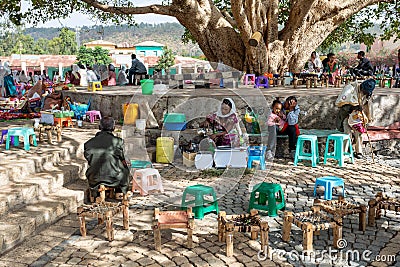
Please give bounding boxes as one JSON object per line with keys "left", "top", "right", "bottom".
{"left": 221, "top": 10, "right": 237, "bottom": 27}
{"left": 80, "top": 0, "right": 174, "bottom": 16}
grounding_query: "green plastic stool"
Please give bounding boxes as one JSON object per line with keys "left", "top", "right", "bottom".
{"left": 294, "top": 135, "right": 319, "bottom": 167}
{"left": 6, "top": 127, "right": 37, "bottom": 151}
{"left": 248, "top": 182, "right": 285, "bottom": 217}
{"left": 181, "top": 184, "right": 219, "bottom": 219}
{"left": 323, "top": 134, "right": 354, "bottom": 167}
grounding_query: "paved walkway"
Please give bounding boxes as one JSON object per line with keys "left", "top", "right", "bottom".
{"left": 0, "top": 124, "right": 399, "bottom": 267}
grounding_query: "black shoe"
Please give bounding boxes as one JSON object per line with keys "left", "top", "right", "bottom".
{"left": 354, "top": 153, "right": 363, "bottom": 159}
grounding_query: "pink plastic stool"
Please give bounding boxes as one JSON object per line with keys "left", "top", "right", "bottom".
{"left": 244, "top": 74, "right": 256, "bottom": 85}
{"left": 132, "top": 168, "right": 164, "bottom": 196}
{"left": 86, "top": 110, "right": 102, "bottom": 123}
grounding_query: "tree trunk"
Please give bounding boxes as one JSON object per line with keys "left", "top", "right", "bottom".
{"left": 81, "top": 0, "right": 392, "bottom": 74}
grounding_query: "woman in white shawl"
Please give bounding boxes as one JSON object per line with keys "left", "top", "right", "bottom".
{"left": 70, "top": 64, "right": 81, "bottom": 86}
{"left": 307, "top": 51, "right": 323, "bottom": 74}
{"left": 117, "top": 65, "right": 129, "bottom": 85}
{"left": 204, "top": 98, "right": 241, "bottom": 147}
{"left": 78, "top": 65, "right": 88, "bottom": 87}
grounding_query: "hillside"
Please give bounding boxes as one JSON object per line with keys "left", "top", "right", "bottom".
{"left": 24, "top": 22, "right": 201, "bottom": 56}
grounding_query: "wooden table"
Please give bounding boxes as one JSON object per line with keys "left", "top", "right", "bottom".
{"left": 218, "top": 209, "right": 269, "bottom": 257}
{"left": 282, "top": 206, "right": 341, "bottom": 253}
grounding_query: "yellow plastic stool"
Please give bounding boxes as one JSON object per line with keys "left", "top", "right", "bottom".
{"left": 88, "top": 81, "right": 103, "bottom": 92}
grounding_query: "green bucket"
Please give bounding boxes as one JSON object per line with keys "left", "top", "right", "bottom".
{"left": 141, "top": 79, "right": 154, "bottom": 95}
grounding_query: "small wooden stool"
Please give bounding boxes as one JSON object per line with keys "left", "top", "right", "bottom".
{"left": 77, "top": 185, "right": 129, "bottom": 241}
{"left": 218, "top": 209, "right": 269, "bottom": 257}
{"left": 36, "top": 124, "right": 62, "bottom": 143}
{"left": 313, "top": 196, "right": 367, "bottom": 231}
{"left": 153, "top": 207, "right": 194, "bottom": 251}
{"left": 368, "top": 192, "right": 400, "bottom": 226}
{"left": 282, "top": 206, "right": 341, "bottom": 253}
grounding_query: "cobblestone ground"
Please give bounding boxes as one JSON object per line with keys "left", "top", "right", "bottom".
{"left": 0, "top": 154, "right": 399, "bottom": 267}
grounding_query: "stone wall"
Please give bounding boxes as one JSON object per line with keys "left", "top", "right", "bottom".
{"left": 63, "top": 90, "right": 400, "bottom": 130}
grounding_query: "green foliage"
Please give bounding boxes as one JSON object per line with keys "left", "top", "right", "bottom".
{"left": 0, "top": 27, "right": 77, "bottom": 56}
{"left": 1, "top": 0, "right": 400, "bottom": 56}
{"left": 76, "top": 46, "right": 111, "bottom": 67}
{"left": 155, "top": 46, "right": 175, "bottom": 72}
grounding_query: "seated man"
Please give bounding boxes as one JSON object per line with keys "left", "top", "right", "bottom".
{"left": 353, "top": 51, "right": 374, "bottom": 77}
{"left": 84, "top": 117, "right": 130, "bottom": 200}
{"left": 128, "top": 54, "right": 147, "bottom": 85}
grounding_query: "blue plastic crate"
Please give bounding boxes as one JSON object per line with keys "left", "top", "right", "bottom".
{"left": 164, "top": 122, "right": 187, "bottom": 131}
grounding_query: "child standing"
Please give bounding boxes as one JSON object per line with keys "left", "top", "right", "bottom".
{"left": 266, "top": 99, "right": 286, "bottom": 160}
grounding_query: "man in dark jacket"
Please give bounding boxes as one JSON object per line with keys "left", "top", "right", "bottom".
{"left": 84, "top": 117, "right": 130, "bottom": 198}
{"left": 353, "top": 51, "right": 374, "bottom": 77}
{"left": 128, "top": 54, "right": 147, "bottom": 85}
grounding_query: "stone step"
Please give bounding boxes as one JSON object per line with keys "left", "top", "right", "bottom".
{"left": 0, "top": 157, "right": 87, "bottom": 217}
{"left": 0, "top": 182, "right": 85, "bottom": 255}
{"left": 0, "top": 146, "right": 77, "bottom": 187}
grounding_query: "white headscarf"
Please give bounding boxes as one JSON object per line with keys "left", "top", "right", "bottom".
{"left": 216, "top": 98, "right": 237, "bottom": 118}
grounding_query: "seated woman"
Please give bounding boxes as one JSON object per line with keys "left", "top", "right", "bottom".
{"left": 323, "top": 53, "right": 340, "bottom": 85}
{"left": 306, "top": 51, "right": 323, "bottom": 75}
{"left": 203, "top": 98, "right": 241, "bottom": 147}
{"left": 108, "top": 64, "right": 117, "bottom": 86}
{"left": 117, "top": 65, "right": 129, "bottom": 86}
{"left": 70, "top": 65, "right": 81, "bottom": 86}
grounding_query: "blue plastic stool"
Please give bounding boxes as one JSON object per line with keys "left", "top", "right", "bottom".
{"left": 6, "top": 127, "right": 37, "bottom": 151}
{"left": 254, "top": 76, "right": 269, "bottom": 88}
{"left": 323, "top": 134, "right": 354, "bottom": 167}
{"left": 314, "top": 176, "right": 345, "bottom": 200}
{"left": 247, "top": 146, "right": 267, "bottom": 170}
{"left": 294, "top": 135, "right": 319, "bottom": 167}
{"left": 181, "top": 184, "right": 219, "bottom": 219}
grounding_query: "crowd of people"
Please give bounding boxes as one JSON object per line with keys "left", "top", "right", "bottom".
{"left": 305, "top": 50, "right": 400, "bottom": 86}
{"left": 0, "top": 53, "right": 149, "bottom": 97}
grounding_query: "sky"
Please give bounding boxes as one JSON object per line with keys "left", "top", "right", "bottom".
{"left": 31, "top": 0, "right": 178, "bottom": 28}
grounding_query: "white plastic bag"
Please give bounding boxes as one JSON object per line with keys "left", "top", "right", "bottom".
{"left": 335, "top": 82, "right": 359, "bottom": 107}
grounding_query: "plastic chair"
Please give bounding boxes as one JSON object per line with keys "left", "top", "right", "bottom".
{"left": 314, "top": 176, "right": 345, "bottom": 200}
{"left": 294, "top": 135, "right": 319, "bottom": 167}
{"left": 255, "top": 76, "right": 269, "bottom": 88}
{"left": 323, "top": 134, "right": 354, "bottom": 167}
{"left": 86, "top": 110, "right": 102, "bottom": 123}
{"left": 132, "top": 168, "right": 164, "bottom": 196}
{"left": 248, "top": 182, "right": 285, "bottom": 217}
{"left": 6, "top": 127, "right": 37, "bottom": 151}
{"left": 181, "top": 184, "right": 219, "bottom": 219}
{"left": 247, "top": 146, "right": 267, "bottom": 170}
{"left": 0, "top": 130, "right": 14, "bottom": 145}
{"left": 244, "top": 74, "right": 256, "bottom": 85}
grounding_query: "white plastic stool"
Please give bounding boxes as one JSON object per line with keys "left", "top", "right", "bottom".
{"left": 132, "top": 168, "right": 164, "bottom": 196}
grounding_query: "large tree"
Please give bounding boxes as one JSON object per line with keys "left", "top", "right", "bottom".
{"left": 1, "top": 0, "right": 399, "bottom": 74}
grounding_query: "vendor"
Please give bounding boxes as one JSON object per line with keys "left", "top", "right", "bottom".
{"left": 202, "top": 98, "right": 241, "bottom": 147}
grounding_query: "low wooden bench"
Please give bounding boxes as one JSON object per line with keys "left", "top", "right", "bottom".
{"left": 77, "top": 185, "right": 129, "bottom": 241}
{"left": 368, "top": 192, "right": 400, "bottom": 226}
{"left": 218, "top": 209, "right": 269, "bottom": 257}
{"left": 282, "top": 206, "right": 341, "bottom": 253}
{"left": 36, "top": 124, "right": 62, "bottom": 143}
